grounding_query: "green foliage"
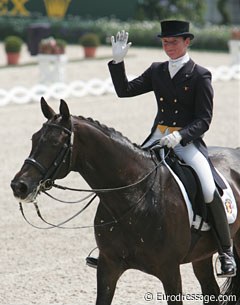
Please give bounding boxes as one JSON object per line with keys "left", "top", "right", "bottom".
{"left": 55, "top": 38, "right": 67, "bottom": 49}
{"left": 4, "top": 35, "right": 23, "bottom": 52}
{"left": 217, "top": 0, "right": 231, "bottom": 24}
{"left": 0, "top": 16, "right": 30, "bottom": 40}
{"left": 191, "top": 25, "right": 231, "bottom": 51}
{"left": 0, "top": 16, "right": 232, "bottom": 51}
{"left": 135, "top": 0, "right": 206, "bottom": 25}
{"left": 79, "top": 33, "right": 100, "bottom": 47}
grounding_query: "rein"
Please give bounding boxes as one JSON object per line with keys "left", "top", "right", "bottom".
{"left": 51, "top": 143, "right": 166, "bottom": 195}
{"left": 19, "top": 162, "right": 158, "bottom": 230}
{"left": 52, "top": 153, "right": 162, "bottom": 194}
{"left": 19, "top": 194, "right": 97, "bottom": 230}
{"left": 19, "top": 117, "right": 168, "bottom": 230}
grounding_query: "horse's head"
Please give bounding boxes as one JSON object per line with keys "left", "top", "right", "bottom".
{"left": 11, "top": 97, "right": 73, "bottom": 203}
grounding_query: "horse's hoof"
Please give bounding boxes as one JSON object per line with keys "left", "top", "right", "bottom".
{"left": 86, "top": 256, "right": 98, "bottom": 269}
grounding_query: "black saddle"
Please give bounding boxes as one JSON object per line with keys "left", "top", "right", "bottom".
{"left": 147, "top": 144, "right": 207, "bottom": 222}
{"left": 166, "top": 151, "right": 207, "bottom": 221}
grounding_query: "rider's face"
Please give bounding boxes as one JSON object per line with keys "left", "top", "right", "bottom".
{"left": 161, "top": 37, "right": 191, "bottom": 59}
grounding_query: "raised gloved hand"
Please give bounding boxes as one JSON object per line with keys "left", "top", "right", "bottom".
{"left": 159, "top": 131, "right": 182, "bottom": 148}
{"left": 111, "top": 30, "right": 132, "bottom": 64}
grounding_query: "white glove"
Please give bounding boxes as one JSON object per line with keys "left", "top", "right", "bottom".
{"left": 159, "top": 131, "right": 182, "bottom": 148}
{"left": 111, "top": 30, "right": 132, "bottom": 64}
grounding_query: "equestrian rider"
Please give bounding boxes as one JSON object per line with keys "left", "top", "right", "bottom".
{"left": 107, "top": 20, "right": 236, "bottom": 278}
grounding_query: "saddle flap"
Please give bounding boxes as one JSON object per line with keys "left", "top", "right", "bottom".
{"left": 165, "top": 153, "right": 207, "bottom": 221}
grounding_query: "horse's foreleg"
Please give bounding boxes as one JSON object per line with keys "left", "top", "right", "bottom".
{"left": 95, "top": 254, "right": 124, "bottom": 305}
{"left": 160, "top": 263, "right": 183, "bottom": 305}
{"left": 192, "top": 256, "right": 220, "bottom": 305}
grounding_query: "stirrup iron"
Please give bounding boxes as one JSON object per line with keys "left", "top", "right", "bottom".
{"left": 86, "top": 247, "right": 98, "bottom": 269}
{"left": 214, "top": 253, "right": 236, "bottom": 278}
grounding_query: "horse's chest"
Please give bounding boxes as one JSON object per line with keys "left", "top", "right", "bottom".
{"left": 95, "top": 214, "right": 162, "bottom": 255}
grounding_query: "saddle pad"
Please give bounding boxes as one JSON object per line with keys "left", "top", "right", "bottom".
{"left": 159, "top": 150, "right": 237, "bottom": 231}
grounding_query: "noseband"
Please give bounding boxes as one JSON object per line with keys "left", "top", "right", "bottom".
{"left": 24, "top": 121, "right": 74, "bottom": 189}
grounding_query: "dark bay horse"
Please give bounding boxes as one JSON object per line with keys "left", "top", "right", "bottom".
{"left": 11, "top": 98, "right": 240, "bottom": 305}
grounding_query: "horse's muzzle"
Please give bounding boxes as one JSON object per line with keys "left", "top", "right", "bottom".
{"left": 10, "top": 178, "right": 38, "bottom": 202}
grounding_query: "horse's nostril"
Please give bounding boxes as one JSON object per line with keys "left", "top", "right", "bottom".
{"left": 18, "top": 181, "right": 28, "bottom": 194}
{"left": 11, "top": 180, "right": 29, "bottom": 197}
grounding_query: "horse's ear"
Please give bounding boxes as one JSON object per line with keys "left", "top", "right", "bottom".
{"left": 41, "top": 97, "right": 56, "bottom": 120}
{"left": 59, "top": 99, "right": 70, "bottom": 121}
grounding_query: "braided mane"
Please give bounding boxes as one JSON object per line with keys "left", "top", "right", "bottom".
{"left": 75, "top": 115, "right": 141, "bottom": 149}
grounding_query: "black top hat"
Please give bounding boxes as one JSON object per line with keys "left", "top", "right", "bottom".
{"left": 158, "top": 20, "right": 194, "bottom": 40}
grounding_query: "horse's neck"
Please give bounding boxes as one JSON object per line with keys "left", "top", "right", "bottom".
{"left": 72, "top": 119, "right": 152, "bottom": 191}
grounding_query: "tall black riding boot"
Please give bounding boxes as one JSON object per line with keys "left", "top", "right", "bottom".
{"left": 207, "top": 190, "right": 236, "bottom": 278}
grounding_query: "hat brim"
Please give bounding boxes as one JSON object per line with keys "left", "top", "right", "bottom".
{"left": 157, "top": 32, "right": 194, "bottom": 40}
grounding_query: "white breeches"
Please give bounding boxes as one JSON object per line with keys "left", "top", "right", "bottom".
{"left": 142, "top": 127, "right": 216, "bottom": 203}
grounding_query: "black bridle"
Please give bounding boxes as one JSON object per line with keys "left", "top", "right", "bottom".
{"left": 19, "top": 119, "right": 168, "bottom": 230}
{"left": 24, "top": 122, "right": 74, "bottom": 191}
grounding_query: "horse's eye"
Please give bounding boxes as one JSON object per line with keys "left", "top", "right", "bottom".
{"left": 52, "top": 140, "right": 59, "bottom": 147}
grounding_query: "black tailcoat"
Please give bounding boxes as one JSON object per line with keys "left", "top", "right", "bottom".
{"left": 108, "top": 59, "right": 213, "bottom": 147}
{"left": 108, "top": 59, "right": 225, "bottom": 189}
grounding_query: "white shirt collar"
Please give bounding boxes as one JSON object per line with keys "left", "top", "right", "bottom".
{"left": 169, "top": 53, "right": 190, "bottom": 67}
{"left": 168, "top": 53, "right": 190, "bottom": 78}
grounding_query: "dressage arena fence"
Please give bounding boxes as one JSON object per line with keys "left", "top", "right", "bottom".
{"left": 0, "top": 64, "right": 239, "bottom": 107}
